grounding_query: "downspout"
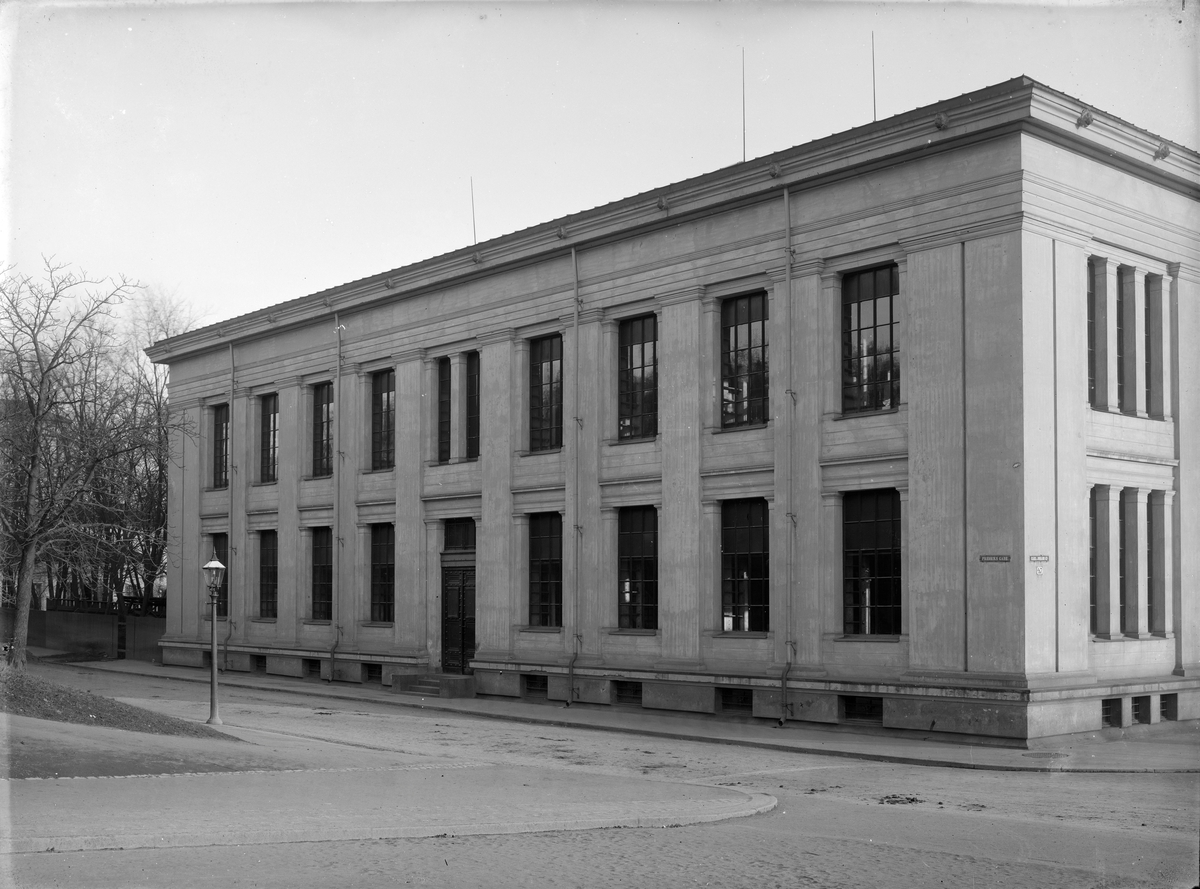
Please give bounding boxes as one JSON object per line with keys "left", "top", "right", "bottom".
{"left": 781, "top": 186, "right": 796, "bottom": 726}
{"left": 328, "top": 312, "right": 344, "bottom": 681}
{"left": 566, "top": 245, "right": 582, "bottom": 706}
{"left": 225, "top": 342, "right": 236, "bottom": 672}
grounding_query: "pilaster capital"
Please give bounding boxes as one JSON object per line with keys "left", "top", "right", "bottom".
{"left": 477, "top": 328, "right": 517, "bottom": 348}
{"left": 792, "top": 258, "right": 825, "bottom": 278}
{"left": 655, "top": 285, "right": 705, "bottom": 309}
{"left": 393, "top": 348, "right": 427, "bottom": 366}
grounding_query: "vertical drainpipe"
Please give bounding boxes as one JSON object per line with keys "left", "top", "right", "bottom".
{"left": 224, "top": 342, "right": 236, "bottom": 671}
{"left": 328, "top": 312, "right": 344, "bottom": 681}
{"left": 567, "top": 246, "right": 582, "bottom": 705}
{"left": 781, "top": 186, "right": 796, "bottom": 726}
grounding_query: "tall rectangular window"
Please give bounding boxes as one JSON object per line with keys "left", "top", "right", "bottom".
{"left": 211, "top": 533, "right": 229, "bottom": 618}
{"left": 721, "top": 293, "right": 769, "bottom": 427}
{"left": 530, "top": 335, "right": 563, "bottom": 451}
{"left": 618, "top": 315, "right": 658, "bottom": 439}
{"left": 1146, "top": 496, "right": 1155, "bottom": 632}
{"left": 1089, "top": 487, "right": 1097, "bottom": 635}
{"left": 371, "top": 370, "right": 395, "bottom": 470}
{"left": 260, "top": 393, "right": 278, "bottom": 483}
{"left": 212, "top": 403, "right": 229, "bottom": 489}
{"left": 618, "top": 506, "right": 658, "bottom": 630}
{"left": 312, "top": 382, "right": 333, "bottom": 477}
{"left": 721, "top": 499, "right": 769, "bottom": 632}
{"left": 1145, "top": 277, "right": 1155, "bottom": 413}
{"left": 466, "top": 351, "right": 481, "bottom": 460}
{"left": 1087, "top": 259, "right": 1097, "bottom": 407}
{"left": 1118, "top": 492, "right": 1127, "bottom": 632}
{"left": 842, "top": 265, "right": 900, "bottom": 413}
{"left": 1116, "top": 270, "right": 1127, "bottom": 413}
{"left": 437, "top": 357, "right": 452, "bottom": 464}
{"left": 370, "top": 523, "right": 395, "bottom": 623}
{"left": 528, "top": 512, "right": 562, "bottom": 626}
{"left": 843, "top": 489, "right": 902, "bottom": 635}
{"left": 259, "top": 530, "right": 278, "bottom": 619}
{"left": 311, "top": 527, "right": 333, "bottom": 621}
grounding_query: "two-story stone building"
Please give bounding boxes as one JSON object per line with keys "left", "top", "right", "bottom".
{"left": 148, "top": 77, "right": 1199, "bottom": 742}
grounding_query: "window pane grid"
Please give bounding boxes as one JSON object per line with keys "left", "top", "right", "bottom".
{"left": 528, "top": 513, "right": 562, "bottom": 627}
{"left": 371, "top": 370, "right": 395, "bottom": 470}
{"left": 312, "top": 383, "right": 333, "bottom": 477}
{"left": 530, "top": 335, "right": 563, "bottom": 451}
{"left": 618, "top": 315, "right": 658, "bottom": 439}
{"left": 842, "top": 490, "right": 901, "bottom": 635}
{"left": 841, "top": 265, "right": 900, "bottom": 413}
{"left": 444, "top": 517, "right": 476, "bottom": 550}
{"left": 618, "top": 506, "right": 658, "bottom": 630}
{"left": 466, "top": 351, "right": 481, "bottom": 459}
{"left": 311, "top": 527, "right": 333, "bottom": 621}
{"left": 721, "top": 294, "right": 769, "bottom": 428}
{"left": 370, "top": 523, "right": 395, "bottom": 623}
{"left": 213, "top": 404, "right": 229, "bottom": 488}
{"left": 212, "top": 534, "right": 229, "bottom": 618}
{"left": 260, "top": 394, "right": 278, "bottom": 483}
{"left": 1116, "top": 269, "right": 1127, "bottom": 413}
{"left": 259, "top": 530, "right": 278, "bottom": 619}
{"left": 721, "top": 499, "right": 769, "bottom": 632}
{"left": 437, "top": 357, "right": 452, "bottom": 463}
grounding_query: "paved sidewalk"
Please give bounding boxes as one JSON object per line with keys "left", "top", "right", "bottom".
{"left": 32, "top": 649, "right": 1200, "bottom": 774}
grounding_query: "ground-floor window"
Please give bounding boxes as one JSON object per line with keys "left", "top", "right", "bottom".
{"left": 211, "top": 533, "right": 229, "bottom": 618}
{"left": 258, "top": 530, "right": 277, "bottom": 619}
{"left": 618, "top": 505, "right": 657, "bottom": 630}
{"left": 842, "top": 489, "right": 901, "bottom": 635}
{"left": 528, "top": 512, "right": 562, "bottom": 627}
{"left": 311, "top": 527, "right": 333, "bottom": 621}
{"left": 370, "top": 523, "right": 394, "bottom": 622}
{"left": 721, "top": 498, "right": 769, "bottom": 632}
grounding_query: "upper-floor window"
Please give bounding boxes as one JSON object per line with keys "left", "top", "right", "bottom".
{"left": 466, "top": 351, "right": 481, "bottom": 460}
{"left": 720, "top": 293, "right": 769, "bottom": 427}
{"left": 528, "top": 512, "right": 563, "bottom": 627}
{"left": 618, "top": 315, "right": 658, "bottom": 439}
{"left": 530, "top": 334, "right": 563, "bottom": 451}
{"left": 371, "top": 370, "right": 395, "bottom": 470}
{"left": 259, "top": 530, "right": 278, "bottom": 619}
{"left": 312, "top": 382, "right": 333, "bottom": 477}
{"left": 437, "top": 357, "right": 452, "bottom": 464}
{"left": 841, "top": 264, "right": 899, "bottom": 413}
{"left": 721, "top": 498, "right": 769, "bottom": 632}
{"left": 212, "top": 403, "right": 229, "bottom": 489}
{"left": 370, "top": 523, "right": 395, "bottom": 623}
{"left": 618, "top": 505, "right": 657, "bottom": 630}
{"left": 1116, "top": 267, "right": 1128, "bottom": 413}
{"left": 260, "top": 393, "right": 278, "bottom": 483}
{"left": 842, "top": 489, "right": 901, "bottom": 635}
{"left": 1087, "top": 258, "right": 1097, "bottom": 406}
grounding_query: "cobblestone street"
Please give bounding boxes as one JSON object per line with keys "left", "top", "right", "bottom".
{"left": 5, "top": 663, "right": 1197, "bottom": 888}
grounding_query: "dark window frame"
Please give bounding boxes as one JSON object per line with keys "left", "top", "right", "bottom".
{"left": 260, "top": 393, "right": 278, "bottom": 483}
{"left": 529, "top": 334, "right": 563, "bottom": 451}
{"left": 841, "top": 264, "right": 900, "bottom": 414}
{"left": 1116, "top": 268, "right": 1127, "bottom": 413}
{"left": 618, "top": 315, "right": 658, "bottom": 440}
{"left": 370, "top": 523, "right": 395, "bottom": 623}
{"left": 1089, "top": 487, "right": 1097, "bottom": 635}
{"left": 720, "top": 293, "right": 769, "bottom": 428}
{"left": 721, "top": 498, "right": 769, "bottom": 632}
{"left": 618, "top": 505, "right": 658, "bottom": 630}
{"left": 259, "top": 530, "right": 278, "bottom": 619}
{"left": 371, "top": 369, "right": 395, "bottom": 471}
{"left": 312, "top": 382, "right": 334, "bottom": 477}
{"left": 842, "top": 489, "right": 902, "bottom": 636}
{"left": 311, "top": 527, "right": 333, "bottom": 621}
{"left": 528, "top": 512, "right": 563, "bottom": 627}
{"left": 211, "top": 533, "right": 229, "bottom": 618}
{"left": 444, "top": 517, "right": 476, "bottom": 551}
{"left": 437, "top": 357, "right": 452, "bottom": 464}
{"left": 212, "top": 403, "right": 229, "bottom": 489}
{"left": 1087, "top": 258, "right": 1097, "bottom": 407}
{"left": 465, "top": 351, "right": 481, "bottom": 460}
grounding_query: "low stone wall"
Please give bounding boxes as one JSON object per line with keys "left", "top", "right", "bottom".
{"left": 0, "top": 608, "right": 164, "bottom": 662}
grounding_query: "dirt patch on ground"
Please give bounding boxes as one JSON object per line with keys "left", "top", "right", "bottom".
{"left": 0, "top": 664, "right": 227, "bottom": 739}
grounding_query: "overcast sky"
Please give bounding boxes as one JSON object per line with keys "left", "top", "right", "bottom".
{"left": 4, "top": 0, "right": 1197, "bottom": 328}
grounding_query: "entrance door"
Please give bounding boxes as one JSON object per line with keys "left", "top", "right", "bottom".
{"left": 441, "top": 564, "right": 476, "bottom": 674}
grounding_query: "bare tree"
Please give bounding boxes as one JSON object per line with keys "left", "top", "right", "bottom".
{"left": 0, "top": 260, "right": 161, "bottom": 670}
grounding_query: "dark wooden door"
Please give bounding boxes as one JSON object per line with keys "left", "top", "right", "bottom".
{"left": 441, "top": 565, "right": 476, "bottom": 674}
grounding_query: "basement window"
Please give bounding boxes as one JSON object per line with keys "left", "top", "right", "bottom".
{"left": 303, "top": 658, "right": 322, "bottom": 679}
{"left": 1101, "top": 698, "right": 1120, "bottom": 728}
{"left": 719, "top": 688, "right": 754, "bottom": 714}
{"left": 1160, "top": 694, "right": 1178, "bottom": 721}
{"left": 841, "top": 695, "right": 883, "bottom": 724}
{"left": 523, "top": 674, "right": 548, "bottom": 699}
{"left": 613, "top": 680, "right": 643, "bottom": 706}
{"left": 1132, "top": 696, "right": 1151, "bottom": 725}
{"left": 365, "top": 664, "right": 383, "bottom": 684}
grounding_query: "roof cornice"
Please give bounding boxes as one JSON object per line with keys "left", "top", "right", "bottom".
{"left": 146, "top": 77, "right": 1198, "bottom": 364}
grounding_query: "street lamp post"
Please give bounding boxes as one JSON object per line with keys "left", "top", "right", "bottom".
{"left": 201, "top": 556, "right": 226, "bottom": 725}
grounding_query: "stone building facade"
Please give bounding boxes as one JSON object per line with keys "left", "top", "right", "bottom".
{"left": 148, "top": 78, "right": 1199, "bottom": 741}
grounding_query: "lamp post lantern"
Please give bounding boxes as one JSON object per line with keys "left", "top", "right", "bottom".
{"left": 201, "top": 556, "right": 226, "bottom": 725}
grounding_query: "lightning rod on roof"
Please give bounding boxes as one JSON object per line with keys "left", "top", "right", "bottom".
{"left": 741, "top": 47, "right": 746, "bottom": 163}
{"left": 871, "top": 32, "right": 877, "bottom": 122}
{"left": 470, "top": 177, "right": 477, "bottom": 246}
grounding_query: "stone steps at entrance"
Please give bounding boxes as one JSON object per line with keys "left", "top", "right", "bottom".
{"left": 391, "top": 673, "right": 475, "bottom": 699}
